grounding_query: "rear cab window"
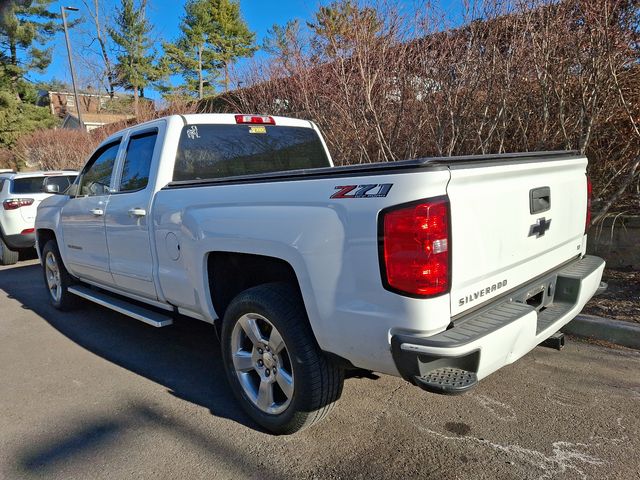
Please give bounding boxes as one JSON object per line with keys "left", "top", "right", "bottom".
{"left": 173, "top": 124, "right": 331, "bottom": 181}
{"left": 11, "top": 177, "right": 46, "bottom": 194}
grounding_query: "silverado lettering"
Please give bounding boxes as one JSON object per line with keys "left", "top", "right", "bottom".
{"left": 458, "top": 279, "right": 508, "bottom": 307}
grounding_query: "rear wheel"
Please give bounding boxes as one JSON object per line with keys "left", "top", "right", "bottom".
{"left": 221, "top": 282, "right": 344, "bottom": 434}
{"left": 42, "top": 240, "right": 79, "bottom": 310}
{"left": 0, "top": 236, "right": 19, "bottom": 266}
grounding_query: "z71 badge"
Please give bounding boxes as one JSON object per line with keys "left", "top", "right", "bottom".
{"left": 330, "top": 183, "right": 393, "bottom": 199}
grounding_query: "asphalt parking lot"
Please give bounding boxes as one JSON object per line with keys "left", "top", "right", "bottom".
{"left": 1, "top": 260, "right": 639, "bottom": 480}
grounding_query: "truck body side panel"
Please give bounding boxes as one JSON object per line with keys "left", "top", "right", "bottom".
{"left": 152, "top": 169, "right": 451, "bottom": 374}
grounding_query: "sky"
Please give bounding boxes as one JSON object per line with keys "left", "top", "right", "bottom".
{"left": 34, "top": 0, "right": 461, "bottom": 100}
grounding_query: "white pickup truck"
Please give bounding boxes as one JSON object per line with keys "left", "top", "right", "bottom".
{"left": 35, "top": 114, "right": 604, "bottom": 434}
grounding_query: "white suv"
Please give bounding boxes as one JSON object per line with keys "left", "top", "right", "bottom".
{"left": 0, "top": 171, "right": 77, "bottom": 265}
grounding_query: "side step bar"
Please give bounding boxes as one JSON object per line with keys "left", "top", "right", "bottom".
{"left": 68, "top": 285, "right": 173, "bottom": 327}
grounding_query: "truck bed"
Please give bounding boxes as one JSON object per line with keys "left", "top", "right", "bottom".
{"left": 164, "top": 151, "right": 580, "bottom": 189}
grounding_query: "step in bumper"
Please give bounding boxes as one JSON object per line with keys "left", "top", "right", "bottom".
{"left": 391, "top": 255, "right": 605, "bottom": 392}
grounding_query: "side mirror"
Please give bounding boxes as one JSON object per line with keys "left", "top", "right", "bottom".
{"left": 44, "top": 184, "right": 60, "bottom": 194}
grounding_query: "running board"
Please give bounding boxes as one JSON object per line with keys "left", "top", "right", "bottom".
{"left": 68, "top": 285, "right": 173, "bottom": 327}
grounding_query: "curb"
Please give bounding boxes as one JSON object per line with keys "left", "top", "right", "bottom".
{"left": 562, "top": 314, "right": 640, "bottom": 350}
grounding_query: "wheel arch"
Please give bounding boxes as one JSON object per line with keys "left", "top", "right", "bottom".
{"left": 36, "top": 229, "right": 73, "bottom": 277}
{"left": 207, "top": 251, "right": 305, "bottom": 324}
{"left": 36, "top": 228, "right": 57, "bottom": 258}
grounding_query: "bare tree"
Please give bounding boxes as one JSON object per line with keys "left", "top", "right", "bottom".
{"left": 213, "top": 0, "right": 640, "bottom": 216}
{"left": 80, "top": 0, "right": 117, "bottom": 97}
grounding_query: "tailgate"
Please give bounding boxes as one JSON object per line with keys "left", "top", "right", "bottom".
{"left": 447, "top": 154, "right": 588, "bottom": 317}
{"left": 19, "top": 194, "right": 48, "bottom": 223}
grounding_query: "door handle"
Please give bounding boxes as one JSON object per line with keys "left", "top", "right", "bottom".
{"left": 128, "top": 208, "right": 147, "bottom": 217}
{"left": 89, "top": 208, "right": 104, "bottom": 216}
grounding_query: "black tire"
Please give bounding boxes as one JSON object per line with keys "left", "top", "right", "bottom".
{"left": 0, "top": 236, "right": 19, "bottom": 266}
{"left": 221, "top": 282, "right": 344, "bottom": 434}
{"left": 41, "top": 240, "right": 79, "bottom": 310}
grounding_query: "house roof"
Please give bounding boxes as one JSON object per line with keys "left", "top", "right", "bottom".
{"left": 44, "top": 90, "right": 132, "bottom": 99}
{"left": 65, "top": 113, "right": 135, "bottom": 124}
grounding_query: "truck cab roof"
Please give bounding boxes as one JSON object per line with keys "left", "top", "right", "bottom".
{"left": 95, "top": 113, "right": 318, "bottom": 150}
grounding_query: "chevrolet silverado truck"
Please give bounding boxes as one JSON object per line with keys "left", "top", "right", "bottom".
{"left": 35, "top": 113, "right": 604, "bottom": 434}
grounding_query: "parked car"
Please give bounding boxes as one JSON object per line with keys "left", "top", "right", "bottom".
{"left": 35, "top": 114, "right": 604, "bottom": 434}
{"left": 0, "top": 171, "right": 77, "bottom": 265}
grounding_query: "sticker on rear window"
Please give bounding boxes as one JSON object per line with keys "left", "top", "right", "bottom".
{"left": 186, "top": 126, "right": 200, "bottom": 140}
{"left": 249, "top": 126, "right": 267, "bottom": 134}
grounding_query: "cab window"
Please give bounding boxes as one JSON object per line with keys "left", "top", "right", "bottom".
{"left": 79, "top": 141, "right": 120, "bottom": 196}
{"left": 119, "top": 130, "right": 157, "bottom": 192}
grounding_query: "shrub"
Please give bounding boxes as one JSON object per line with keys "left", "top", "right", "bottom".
{"left": 219, "top": 0, "right": 640, "bottom": 220}
{"left": 12, "top": 98, "right": 198, "bottom": 171}
{"left": 0, "top": 148, "right": 17, "bottom": 170}
{"left": 13, "top": 129, "right": 96, "bottom": 171}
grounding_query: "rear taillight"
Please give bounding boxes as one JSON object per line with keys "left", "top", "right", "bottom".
{"left": 585, "top": 175, "right": 592, "bottom": 233}
{"left": 234, "top": 114, "right": 276, "bottom": 125}
{"left": 3, "top": 198, "right": 34, "bottom": 210}
{"left": 21, "top": 228, "right": 34, "bottom": 235}
{"left": 380, "top": 197, "right": 450, "bottom": 297}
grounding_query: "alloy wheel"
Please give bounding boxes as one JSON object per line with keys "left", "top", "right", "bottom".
{"left": 45, "top": 251, "right": 62, "bottom": 302}
{"left": 230, "top": 313, "right": 295, "bottom": 415}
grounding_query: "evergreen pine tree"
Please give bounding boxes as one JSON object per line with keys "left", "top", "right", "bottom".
{"left": 307, "top": 0, "right": 382, "bottom": 58}
{"left": 0, "top": 1, "right": 60, "bottom": 150}
{"left": 208, "top": 0, "right": 256, "bottom": 92}
{"left": 0, "top": 0, "right": 62, "bottom": 95}
{"left": 108, "top": 0, "right": 162, "bottom": 114}
{"left": 163, "top": 0, "right": 221, "bottom": 99}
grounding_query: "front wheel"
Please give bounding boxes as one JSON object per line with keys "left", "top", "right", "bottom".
{"left": 221, "top": 282, "right": 344, "bottom": 434}
{"left": 42, "top": 240, "right": 79, "bottom": 310}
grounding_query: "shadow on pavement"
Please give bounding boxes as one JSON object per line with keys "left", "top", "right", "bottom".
{"left": 18, "top": 248, "right": 39, "bottom": 262}
{"left": 1, "top": 262, "right": 288, "bottom": 476}
{"left": 20, "top": 420, "right": 121, "bottom": 472}
{"left": 0, "top": 262, "right": 254, "bottom": 429}
{"left": 15, "top": 401, "right": 282, "bottom": 479}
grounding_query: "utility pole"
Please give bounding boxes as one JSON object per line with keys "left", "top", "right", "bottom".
{"left": 61, "top": 6, "right": 84, "bottom": 130}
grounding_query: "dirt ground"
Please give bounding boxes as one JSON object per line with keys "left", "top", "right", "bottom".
{"left": 583, "top": 268, "right": 640, "bottom": 324}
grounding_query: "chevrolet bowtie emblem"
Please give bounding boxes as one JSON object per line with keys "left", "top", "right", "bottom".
{"left": 529, "top": 217, "right": 551, "bottom": 238}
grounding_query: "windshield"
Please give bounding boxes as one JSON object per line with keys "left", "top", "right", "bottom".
{"left": 173, "top": 124, "right": 331, "bottom": 182}
{"left": 11, "top": 175, "right": 77, "bottom": 194}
